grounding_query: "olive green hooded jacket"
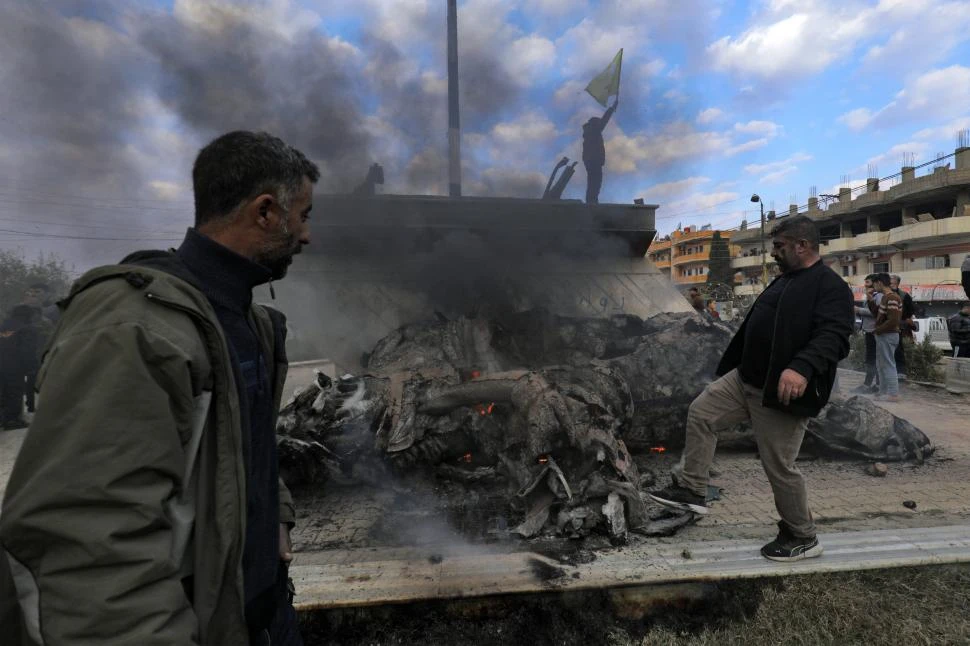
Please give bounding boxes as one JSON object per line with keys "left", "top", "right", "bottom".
{"left": 0, "top": 259, "right": 294, "bottom": 645}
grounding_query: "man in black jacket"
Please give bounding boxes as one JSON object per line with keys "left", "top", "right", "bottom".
{"left": 650, "top": 215, "right": 853, "bottom": 562}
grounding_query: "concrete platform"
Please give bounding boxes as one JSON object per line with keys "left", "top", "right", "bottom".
{"left": 289, "top": 523, "right": 970, "bottom": 610}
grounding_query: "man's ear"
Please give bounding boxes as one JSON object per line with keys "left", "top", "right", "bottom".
{"left": 248, "top": 193, "right": 275, "bottom": 230}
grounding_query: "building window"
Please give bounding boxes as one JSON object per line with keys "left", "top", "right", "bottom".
{"left": 924, "top": 255, "right": 950, "bottom": 269}
{"left": 842, "top": 266, "right": 850, "bottom": 277}
{"left": 873, "top": 261, "right": 889, "bottom": 273}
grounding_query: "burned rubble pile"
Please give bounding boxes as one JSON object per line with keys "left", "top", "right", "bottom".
{"left": 277, "top": 309, "right": 934, "bottom": 541}
{"left": 277, "top": 310, "right": 731, "bottom": 540}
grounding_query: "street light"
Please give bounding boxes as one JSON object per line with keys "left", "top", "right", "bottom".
{"left": 751, "top": 194, "right": 768, "bottom": 287}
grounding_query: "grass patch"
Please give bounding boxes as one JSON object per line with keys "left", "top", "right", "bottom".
{"left": 303, "top": 565, "right": 970, "bottom": 645}
{"left": 616, "top": 565, "right": 970, "bottom": 646}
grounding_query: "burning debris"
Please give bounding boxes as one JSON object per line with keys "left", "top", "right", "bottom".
{"left": 277, "top": 309, "right": 934, "bottom": 542}
{"left": 278, "top": 310, "right": 731, "bottom": 540}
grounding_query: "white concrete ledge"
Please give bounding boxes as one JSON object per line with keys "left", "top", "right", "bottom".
{"left": 291, "top": 524, "right": 970, "bottom": 610}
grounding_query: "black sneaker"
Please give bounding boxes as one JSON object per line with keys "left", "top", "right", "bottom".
{"left": 851, "top": 384, "right": 872, "bottom": 394}
{"left": 648, "top": 485, "right": 708, "bottom": 515}
{"left": 760, "top": 521, "right": 823, "bottom": 562}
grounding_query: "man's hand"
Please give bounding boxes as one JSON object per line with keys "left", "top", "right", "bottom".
{"left": 279, "top": 523, "right": 293, "bottom": 564}
{"left": 777, "top": 369, "right": 808, "bottom": 406}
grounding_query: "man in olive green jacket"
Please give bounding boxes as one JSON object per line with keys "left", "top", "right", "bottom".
{"left": 0, "top": 131, "right": 317, "bottom": 645}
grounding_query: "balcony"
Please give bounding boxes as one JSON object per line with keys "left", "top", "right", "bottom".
{"left": 672, "top": 251, "right": 708, "bottom": 265}
{"left": 731, "top": 254, "right": 766, "bottom": 269}
{"left": 673, "top": 273, "right": 709, "bottom": 285}
{"left": 821, "top": 237, "right": 858, "bottom": 255}
{"left": 888, "top": 216, "right": 970, "bottom": 246}
{"left": 731, "top": 228, "right": 762, "bottom": 243}
{"left": 853, "top": 230, "right": 891, "bottom": 250}
{"left": 654, "top": 257, "right": 671, "bottom": 269}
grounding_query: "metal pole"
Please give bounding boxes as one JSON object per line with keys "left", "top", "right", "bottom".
{"left": 447, "top": 0, "right": 461, "bottom": 197}
{"left": 760, "top": 202, "right": 767, "bottom": 286}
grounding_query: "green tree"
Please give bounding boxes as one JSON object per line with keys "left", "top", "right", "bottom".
{"left": 706, "top": 231, "right": 734, "bottom": 289}
{"left": 0, "top": 250, "right": 73, "bottom": 318}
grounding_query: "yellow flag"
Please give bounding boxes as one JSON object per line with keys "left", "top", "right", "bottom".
{"left": 585, "top": 49, "right": 623, "bottom": 107}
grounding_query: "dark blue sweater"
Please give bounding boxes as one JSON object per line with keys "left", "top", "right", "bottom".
{"left": 175, "top": 229, "right": 281, "bottom": 630}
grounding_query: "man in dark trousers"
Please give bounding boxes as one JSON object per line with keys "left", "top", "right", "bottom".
{"left": 582, "top": 97, "right": 618, "bottom": 204}
{"left": 949, "top": 302, "right": 970, "bottom": 358}
{"left": 1, "top": 131, "right": 315, "bottom": 645}
{"left": 650, "top": 216, "right": 853, "bottom": 562}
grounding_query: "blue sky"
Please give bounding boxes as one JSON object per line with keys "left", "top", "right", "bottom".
{"left": 1, "top": 0, "right": 970, "bottom": 268}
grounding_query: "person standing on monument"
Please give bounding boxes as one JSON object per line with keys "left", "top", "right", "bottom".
{"left": 649, "top": 216, "right": 853, "bottom": 562}
{"left": 582, "top": 97, "right": 618, "bottom": 205}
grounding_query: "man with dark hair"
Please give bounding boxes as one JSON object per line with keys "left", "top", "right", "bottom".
{"left": 949, "top": 302, "right": 970, "bottom": 358}
{"left": 890, "top": 274, "right": 915, "bottom": 379}
{"left": 853, "top": 274, "right": 881, "bottom": 393}
{"left": 582, "top": 97, "right": 618, "bottom": 204}
{"left": 687, "top": 286, "right": 706, "bottom": 314}
{"left": 872, "top": 272, "right": 901, "bottom": 401}
{"left": 650, "top": 215, "right": 853, "bottom": 562}
{"left": 1, "top": 131, "right": 318, "bottom": 645}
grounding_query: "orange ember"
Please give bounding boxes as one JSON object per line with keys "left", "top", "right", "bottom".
{"left": 537, "top": 455, "right": 549, "bottom": 465}
{"left": 458, "top": 452, "right": 473, "bottom": 463}
{"left": 470, "top": 370, "right": 481, "bottom": 379}
{"left": 649, "top": 446, "right": 667, "bottom": 453}
{"left": 475, "top": 402, "right": 496, "bottom": 416}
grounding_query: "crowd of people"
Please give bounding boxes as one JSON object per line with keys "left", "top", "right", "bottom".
{"left": 0, "top": 283, "right": 58, "bottom": 430}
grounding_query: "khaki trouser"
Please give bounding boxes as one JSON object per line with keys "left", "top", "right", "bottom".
{"left": 677, "top": 368, "right": 816, "bottom": 538}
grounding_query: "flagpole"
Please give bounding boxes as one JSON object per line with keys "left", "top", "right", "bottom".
{"left": 447, "top": 0, "right": 461, "bottom": 197}
{"left": 616, "top": 48, "right": 623, "bottom": 104}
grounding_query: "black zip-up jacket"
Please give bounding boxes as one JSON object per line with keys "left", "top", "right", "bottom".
{"left": 716, "top": 260, "right": 854, "bottom": 418}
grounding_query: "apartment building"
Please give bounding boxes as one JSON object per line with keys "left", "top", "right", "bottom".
{"left": 648, "top": 226, "right": 735, "bottom": 291}
{"left": 730, "top": 144, "right": 970, "bottom": 315}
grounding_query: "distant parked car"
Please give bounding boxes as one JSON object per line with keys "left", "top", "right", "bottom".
{"left": 912, "top": 317, "right": 952, "bottom": 352}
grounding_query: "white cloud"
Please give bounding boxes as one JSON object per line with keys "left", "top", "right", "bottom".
{"left": 725, "top": 138, "right": 769, "bottom": 156}
{"left": 734, "top": 120, "right": 782, "bottom": 137}
{"left": 708, "top": 0, "right": 970, "bottom": 85}
{"left": 708, "top": 13, "right": 852, "bottom": 80}
{"left": 491, "top": 111, "right": 559, "bottom": 144}
{"left": 641, "top": 58, "right": 666, "bottom": 77}
{"left": 862, "top": 1, "right": 970, "bottom": 73}
{"left": 556, "top": 18, "right": 644, "bottom": 77}
{"left": 696, "top": 108, "right": 725, "bottom": 124}
{"left": 838, "top": 108, "right": 876, "bottom": 131}
{"left": 605, "top": 123, "right": 733, "bottom": 173}
{"left": 657, "top": 191, "right": 741, "bottom": 223}
{"left": 743, "top": 152, "right": 812, "bottom": 176}
{"left": 525, "top": 0, "right": 589, "bottom": 17}
{"left": 838, "top": 65, "right": 970, "bottom": 132}
{"left": 506, "top": 34, "right": 557, "bottom": 80}
{"left": 641, "top": 176, "right": 711, "bottom": 200}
